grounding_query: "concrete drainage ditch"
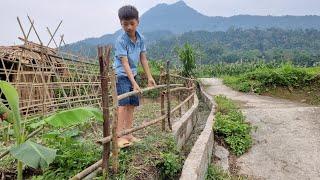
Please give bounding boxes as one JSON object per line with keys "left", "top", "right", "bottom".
{"left": 175, "top": 83, "right": 216, "bottom": 180}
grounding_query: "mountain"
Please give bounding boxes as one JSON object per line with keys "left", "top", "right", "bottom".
{"left": 62, "top": 0, "right": 320, "bottom": 57}
{"left": 140, "top": 1, "right": 320, "bottom": 33}
{"left": 146, "top": 28, "right": 320, "bottom": 66}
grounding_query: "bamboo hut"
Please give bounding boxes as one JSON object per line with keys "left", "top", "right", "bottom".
{"left": 0, "top": 40, "right": 101, "bottom": 120}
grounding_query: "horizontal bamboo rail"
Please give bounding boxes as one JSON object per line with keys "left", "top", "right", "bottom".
{"left": 0, "top": 84, "right": 184, "bottom": 130}
{"left": 74, "top": 92, "right": 196, "bottom": 179}
{"left": 71, "top": 159, "right": 102, "bottom": 180}
{"left": 117, "top": 84, "right": 183, "bottom": 101}
{"left": 96, "top": 92, "right": 195, "bottom": 145}
{"left": 169, "top": 74, "right": 195, "bottom": 81}
{"left": 164, "top": 86, "right": 194, "bottom": 94}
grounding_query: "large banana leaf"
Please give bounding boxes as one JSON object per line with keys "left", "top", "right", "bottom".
{"left": 0, "top": 81, "right": 21, "bottom": 140}
{"left": 10, "top": 140, "right": 57, "bottom": 169}
{"left": 44, "top": 107, "right": 103, "bottom": 128}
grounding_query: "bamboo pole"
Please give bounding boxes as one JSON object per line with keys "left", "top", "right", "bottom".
{"left": 98, "top": 46, "right": 111, "bottom": 177}
{"left": 169, "top": 74, "right": 194, "bottom": 81}
{"left": 166, "top": 61, "right": 172, "bottom": 130}
{"left": 178, "top": 90, "right": 182, "bottom": 117}
{"left": 117, "top": 84, "right": 182, "bottom": 101}
{"left": 16, "top": 17, "right": 27, "bottom": 45}
{"left": 96, "top": 92, "right": 195, "bottom": 145}
{"left": 168, "top": 86, "right": 194, "bottom": 93}
{"left": 110, "top": 69, "right": 119, "bottom": 173}
{"left": 72, "top": 159, "right": 103, "bottom": 180}
{"left": 97, "top": 114, "right": 167, "bottom": 144}
{"left": 0, "top": 85, "right": 186, "bottom": 131}
{"left": 187, "top": 82, "right": 191, "bottom": 109}
{"left": 47, "top": 20, "right": 63, "bottom": 46}
{"left": 159, "top": 66, "right": 165, "bottom": 131}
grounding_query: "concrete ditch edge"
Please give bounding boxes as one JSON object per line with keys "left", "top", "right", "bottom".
{"left": 173, "top": 94, "right": 199, "bottom": 149}
{"left": 179, "top": 83, "right": 216, "bottom": 180}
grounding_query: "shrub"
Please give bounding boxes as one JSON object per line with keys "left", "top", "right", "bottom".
{"left": 157, "top": 152, "right": 183, "bottom": 179}
{"left": 213, "top": 95, "right": 252, "bottom": 156}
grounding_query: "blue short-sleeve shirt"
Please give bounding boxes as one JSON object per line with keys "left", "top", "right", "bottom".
{"left": 113, "top": 30, "right": 146, "bottom": 77}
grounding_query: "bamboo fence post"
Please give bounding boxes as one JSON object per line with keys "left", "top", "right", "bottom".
{"left": 178, "top": 90, "right": 182, "bottom": 117}
{"left": 98, "top": 46, "right": 111, "bottom": 177}
{"left": 166, "top": 61, "right": 172, "bottom": 130}
{"left": 110, "top": 69, "right": 119, "bottom": 173}
{"left": 159, "top": 66, "right": 165, "bottom": 131}
{"left": 187, "top": 81, "right": 191, "bottom": 109}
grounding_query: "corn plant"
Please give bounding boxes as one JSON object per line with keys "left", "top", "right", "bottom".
{"left": 178, "top": 43, "right": 196, "bottom": 77}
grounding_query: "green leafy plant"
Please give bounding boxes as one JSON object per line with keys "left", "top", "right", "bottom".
{"left": 213, "top": 95, "right": 252, "bottom": 156}
{"left": 33, "top": 134, "right": 101, "bottom": 179}
{"left": 157, "top": 152, "right": 183, "bottom": 179}
{"left": 222, "top": 62, "right": 316, "bottom": 94}
{"left": 0, "top": 81, "right": 56, "bottom": 180}
{"left": 0, "top": 80, "right": 103, "bottom": 179}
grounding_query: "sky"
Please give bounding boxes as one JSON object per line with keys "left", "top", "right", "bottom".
{"left": 1, "top": 0, "right": 320, "bottom": 46}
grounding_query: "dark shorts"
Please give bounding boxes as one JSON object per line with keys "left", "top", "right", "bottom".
{"left": 116, "top": 76, "right": 139, "bottom": 106}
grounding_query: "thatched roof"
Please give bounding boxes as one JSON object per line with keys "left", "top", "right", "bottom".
{"left": 0, "top": 40, "right": 63, "bottom": 65}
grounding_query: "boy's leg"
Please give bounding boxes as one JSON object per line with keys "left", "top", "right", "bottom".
{"left": 127, "top": 105, "right": 135, "bottom": 129}
{"left": 117, "top": 106, "right": 132, "bottom": 147}
{"left": 117, "top": 106, "right": 126, "bottom": 134}
{"left": 123, "top": 105, "right": 137, "bottom": 140}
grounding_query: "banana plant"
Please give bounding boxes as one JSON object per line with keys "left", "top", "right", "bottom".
{"left": 0, "top": 80, "right": 103, "bottom": 180}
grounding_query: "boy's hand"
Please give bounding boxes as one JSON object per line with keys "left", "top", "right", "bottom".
{"left": 148, "top": 78, "right": 157, "bottom": 87}
{"left": 133, "top": 82, "right": 142, "bottom": 93}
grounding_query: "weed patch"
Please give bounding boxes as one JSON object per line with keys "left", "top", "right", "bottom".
{"left": 213, "top": 95, "right": 252, "bottom": 156}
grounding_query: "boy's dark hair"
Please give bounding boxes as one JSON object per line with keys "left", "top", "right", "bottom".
{"left": 118, "top": 5, "right": 139, "bottom": 21}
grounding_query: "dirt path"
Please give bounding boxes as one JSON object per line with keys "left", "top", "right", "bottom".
{"left": 201, "top": 78, "right": 320, "bottom": 180}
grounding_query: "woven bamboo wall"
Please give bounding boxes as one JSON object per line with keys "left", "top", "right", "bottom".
{"left": 0, "top": 43, "right": 105, "bottom": 121}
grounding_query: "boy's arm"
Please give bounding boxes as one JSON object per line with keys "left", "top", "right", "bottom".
{"left": 120, "top": 57, "right": 142, "bottom": 92}
{"left": 140, "top": 52, "right": 156, "bottom": 87}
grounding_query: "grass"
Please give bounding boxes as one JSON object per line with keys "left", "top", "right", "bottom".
{"left": 206, "top": 164, "right": 244, "bottom": 180}
{"left": 0, "top": 101, "right": 183, "bottom": 180}
{"left": 32, "top": 137, "right": 102, "bottom": 180}
{"left": 97, "top": 102, "right": 184, "bottom": 180}
{"left": 221, "top": 63, "right": 320, "bottom": 105}
{"left": 194, "top": 60, "right": 280, "bottom": 78}
{"left": 213, "top": 95, "right": 253, "bottom": 156}
{"left": 109, "top": 132, "right": 182, "bottom": 180}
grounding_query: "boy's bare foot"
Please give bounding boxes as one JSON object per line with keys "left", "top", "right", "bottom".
{"left": 117, "top": 137, "right": 132, "bottom": 148}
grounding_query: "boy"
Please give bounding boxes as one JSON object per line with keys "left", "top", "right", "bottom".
{"left": 114, "top": 5, "right": 156, "bottom": 148}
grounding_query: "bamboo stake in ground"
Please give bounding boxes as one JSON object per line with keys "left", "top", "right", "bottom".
{"left": 179, "top": 90, "right": 182, "bottom": 117}
{"left": 159, "top": 66, "right": 165, "bottom": 131}
{"left": 187, "top": 81, "right": 191, "bottom": 109}
{"left": 110, "top": 69, "right": 119, "bottom": 173}
{"left": 98, "top": 46, "right": 111, "bottom": 177}
{"left": 166, "top": 61, "right": 172, "bottom": 130}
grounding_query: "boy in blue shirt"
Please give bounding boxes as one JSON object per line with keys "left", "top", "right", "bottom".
{"left": 114, "top": 5, "right": 156, "bottom": 148}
